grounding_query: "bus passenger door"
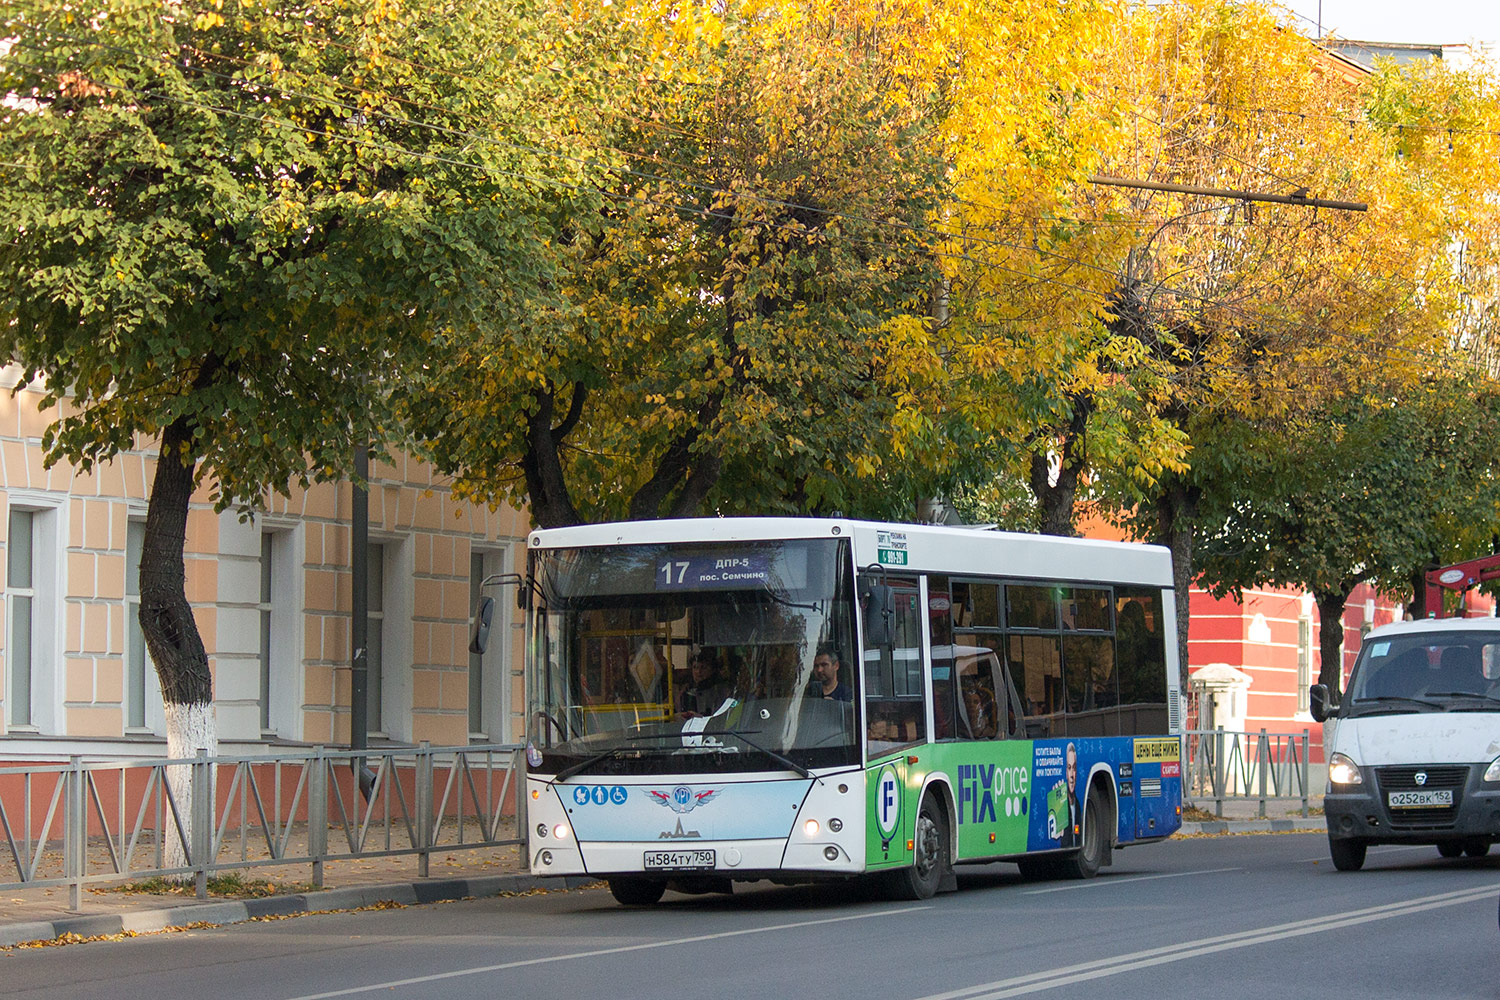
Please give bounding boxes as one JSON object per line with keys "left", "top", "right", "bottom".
{"left": 865, "top": 758, "right": 910, "bottom": 870}
{"left": 861, "top": 571, "right": 925, "bottom": 871}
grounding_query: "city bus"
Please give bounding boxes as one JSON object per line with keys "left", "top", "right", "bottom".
{"left": 490, "top": 518, "right": 1183, "bottom": 904}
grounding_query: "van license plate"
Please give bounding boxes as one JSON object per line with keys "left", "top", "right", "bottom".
{"left": 644, "top": 849, "right": 715, "bottom": 870}
{"left": 1388, "top": 790, "right": 1453, "bottom": 808}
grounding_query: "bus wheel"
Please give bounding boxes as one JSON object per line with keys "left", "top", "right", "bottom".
{"left": 608, "top": 877, "right": 667, "bottom": 906}
{"left": 1328, "top": 836, "right": 1367, "bottom": 871}
{"left": 1058, "top": 785, "right": 1107, "bottom": 879}
{"left": 888, "top": 797, "right": 951, "bottom": 900}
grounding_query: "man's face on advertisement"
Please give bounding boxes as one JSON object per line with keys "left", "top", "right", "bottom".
{"left": 1066, "top": 746, "right": 1077, "bottom": 792}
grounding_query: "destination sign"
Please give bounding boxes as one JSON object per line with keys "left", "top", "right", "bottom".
{"left": 656, "top": 554, "right": 775, "bottom": 591}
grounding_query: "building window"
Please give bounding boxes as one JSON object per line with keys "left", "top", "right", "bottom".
{"left": 125, "top": 519, "right": 151, "bottom": 730}
{"left": 7, "top": 509, "right": 35, "bottom": 728}
{"left": 367, "top": 542, "right": 385, "bottom": 735}
{"left": 259, "top": 533, "right": 274, "bottom": 733}
{"left": 1297, "top": 616, "right": 1312, "bottom": 714}
{"left": 468, "top": 548, "right": 511, "bottom": 740}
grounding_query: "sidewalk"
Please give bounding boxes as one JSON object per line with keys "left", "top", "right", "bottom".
{"left": 0, "top": 843, "right": 595, "bottom": 949}
{"left": 0, "top": 800, "right": 1323, "bottom": 949}
{"left": 1178, "top": 795, "right": 1326, "bottom": 836}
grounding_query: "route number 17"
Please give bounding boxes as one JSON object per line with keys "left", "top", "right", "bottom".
{"left": 659, "top": 561, "right": 690, "bottom": 585}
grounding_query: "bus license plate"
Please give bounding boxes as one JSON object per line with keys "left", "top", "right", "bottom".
{"left": 644, "top": 849, "right": 715, "bottom": 871}
{"left": 1389, "top": 790, "right": 1453, "bottom": 808}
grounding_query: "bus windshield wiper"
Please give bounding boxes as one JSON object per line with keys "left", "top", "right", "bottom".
{"left": 553, "top": 735, "right": 674, "bottom": 782}
{"left": 712, "top": 729, "right": 811, "bottom": 778}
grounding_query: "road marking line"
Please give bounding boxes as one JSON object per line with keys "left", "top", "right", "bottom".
{"left": 913, "top": 884, "right": 1497, "bottom": 1000}
{"left": 1022, "top": 867, "right": 1240, "bottom": 893}
{"left": 279, "top": 905, "right": 931, "bottom": 1000}
{"left": 1295, "top": 845, "right": 1435, "bottom": 863}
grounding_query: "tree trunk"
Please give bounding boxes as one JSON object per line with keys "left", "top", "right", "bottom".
{"left": 1407, "top": 566, "right": 1432, "bottom": 621}
{"left": 521, "top": 383, "right": 584, "bottom": 529}
{"left": 139, "top": 416, "right": 217, "bottom": 871}
{"left": 1027, "top": 395, "right": 1091, "bottom": 537}
{"left": 1154, "top": 481, "right": 1199, "bottom": 685}
{"left": 1315, "top": 587, "right": 1354, "bottom": 697}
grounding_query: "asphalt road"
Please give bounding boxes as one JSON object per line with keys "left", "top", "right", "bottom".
{"left": 2, "top": 833, "right": 1496, "bottom": 1000}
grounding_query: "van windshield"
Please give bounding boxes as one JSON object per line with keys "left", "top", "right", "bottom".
{"left": 1345, "top": 631, "right": 1500, "bottom": 715}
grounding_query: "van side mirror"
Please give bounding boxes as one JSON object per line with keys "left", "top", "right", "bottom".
{"left": 863, "top": 582, "right": 894, "bottom": 648}
{"left": 469, "top": 596, "right": 495, "bottom": 655}
{"left": 1309, "top": 683, "right": 1333, "bottom": 722}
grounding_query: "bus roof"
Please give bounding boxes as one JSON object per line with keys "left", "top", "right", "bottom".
{"left": 527, "top": 517, "right": 1173, "bottom": 588}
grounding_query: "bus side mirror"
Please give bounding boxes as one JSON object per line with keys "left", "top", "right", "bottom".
{"left": 469, "top": 596, "right": 495, "bottom": 655}
{"left": 863, "top": 583, "right": 894, "bottom": 647}
{"left": 1309, "top": 684, "right": 1332, "bottom": 722}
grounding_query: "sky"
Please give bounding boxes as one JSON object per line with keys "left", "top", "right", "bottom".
{"left": 1278, "top": 0, "right": 1500, "bottom": 48}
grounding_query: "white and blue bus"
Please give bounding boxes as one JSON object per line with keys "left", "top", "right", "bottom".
{"left": 495, "top": 518, "right": 1183, "bottom": 904}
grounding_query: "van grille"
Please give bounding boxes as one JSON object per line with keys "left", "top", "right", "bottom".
{"left": 1375, "top": 765, "right": 1469, "bottom": 828}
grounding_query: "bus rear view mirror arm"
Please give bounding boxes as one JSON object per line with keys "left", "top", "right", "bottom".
{"left": 469, "top": 572, "right": 532, "bottom": 654}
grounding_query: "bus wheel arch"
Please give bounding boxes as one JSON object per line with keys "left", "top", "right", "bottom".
{"left": 885, "top": 784, "right": 955, "bottom": 900}
{"left": 1059, "top": 780, "right": 1112, "bottom": 879}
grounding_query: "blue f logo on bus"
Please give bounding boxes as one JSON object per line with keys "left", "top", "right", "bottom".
{"left": 876, "top": 765, "right": 901, "bottom": 839}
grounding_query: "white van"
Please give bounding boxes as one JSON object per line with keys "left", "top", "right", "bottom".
{"left": 1310, "top": 617, "right": 1500, "bottom": 871}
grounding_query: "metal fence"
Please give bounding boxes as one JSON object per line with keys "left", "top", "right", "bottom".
{"left": 0, "top": 743, "right": 525, "bottom": 911}
{"left": 1182, "top": 728, "right": 1313, "bottom": 818}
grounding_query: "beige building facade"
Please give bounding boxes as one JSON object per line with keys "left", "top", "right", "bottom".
{"left": 0, "top": 369, "right": 528, "bottom": 758}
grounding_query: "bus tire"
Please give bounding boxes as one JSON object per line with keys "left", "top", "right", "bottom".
{"left": 608, "top": 877, "right": 667, "bottom": 906}
{"left": 1328, "top": 836, "right": 1367, "bottom": 871}
{"left": 1058, "top": 785, "right": 1107, "bottom": 879}
{"left": 887, "top": 796, "right": 950, "bottom": 900}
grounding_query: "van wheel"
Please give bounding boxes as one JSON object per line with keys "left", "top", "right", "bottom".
{"left": 608, "top": 877, "right": 667, "bottom": 906}
{"left": 886, "top": 796, "right": 950, "bottom": 900}
{"left": 1438, "top": 842, "right": 1464, "bottom": 859}
{"left": 1329, "top": 836, "right": 1367, "bottom": 871}
{"left": 1464, "top": 839, "right": 1491, "bottom": 858}
{"left": 1058, "top": 785, "right": 1107, "bottom": 879}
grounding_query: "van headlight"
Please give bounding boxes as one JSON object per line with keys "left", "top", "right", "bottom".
{"left": 1328, "top": 752, "right": 1363, "bottom": 786}
{"left": 1484, "top": 757, "right": 1500, "bottom": 783}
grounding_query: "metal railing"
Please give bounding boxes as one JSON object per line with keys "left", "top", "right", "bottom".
{"left": 1182, "top": 728, "right": 1313, "bottom": 819}
{"left": 0, "top": 743, "right": 526, "bottom": 911}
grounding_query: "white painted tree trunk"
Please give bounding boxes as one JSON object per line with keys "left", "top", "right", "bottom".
{"left": 164, "top": 701, "right": 217, "bottom": 875}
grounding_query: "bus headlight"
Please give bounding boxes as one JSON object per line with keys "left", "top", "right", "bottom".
{"left": 1485, "top": 757, "right": 1500, "bottom": 783}
{"left": 553, "top": 824, "right": 571, "bottom": 840}
{"left": 1328, "top": 753, "right": 1363, "bottom": 786}
{"left": 804, "top": 819, "right": 820, "bottom": 837}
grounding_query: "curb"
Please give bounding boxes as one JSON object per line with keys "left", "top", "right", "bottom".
{"left": 1179, "top": 817, "right": 1324, "bottom": 835}
{"left": 0, "top": 874, "right": 599, "bottom": 949}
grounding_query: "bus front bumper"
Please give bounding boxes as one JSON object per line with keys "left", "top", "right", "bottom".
{"left": 530, "top": 838, "right": 863, "bottom": 878}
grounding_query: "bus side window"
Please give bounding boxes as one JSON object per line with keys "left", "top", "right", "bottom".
{"left": 863, "top": 573, "right": 926, "bottom": 752}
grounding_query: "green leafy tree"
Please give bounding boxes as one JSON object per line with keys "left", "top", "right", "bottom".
{"left": 1193, "top": 380, "right": 1500, "bottom": 695}
{"left": 0, "top": 0, "right": 619, "bottom": 852}
{"left": 405, "top": 0, "right": 947, "bottom": 527}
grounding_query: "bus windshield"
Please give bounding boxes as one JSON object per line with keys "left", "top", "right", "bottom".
{"left": 527, "top": 538, "right": 858, "bottom": 776}
{"left": 1346, "top": 631, "right": 1500, "bottom": 715}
